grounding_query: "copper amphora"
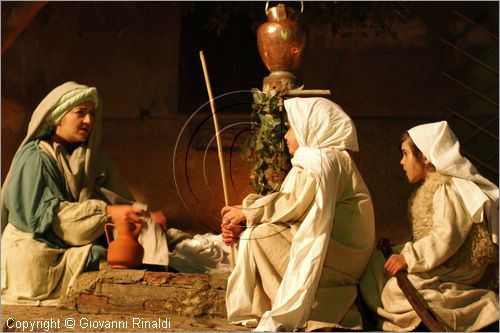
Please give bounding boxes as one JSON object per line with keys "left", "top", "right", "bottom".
{"left": 104, "top": 221, "right": 144, "bottom": 269}
{"left": 257, "top": 2, "right": 306, "bottom": 73}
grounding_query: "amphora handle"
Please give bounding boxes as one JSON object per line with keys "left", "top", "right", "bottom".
{"left": 265, "top": 1, "right": 304, "bottom": 14}
{"left": 104, "top": 223, "right": 115, "bottom": 245}
{"left": 131, "top": 222, "right": 143, "bottom": 239}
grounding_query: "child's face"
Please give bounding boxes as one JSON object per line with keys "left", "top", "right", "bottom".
{"left": 285, "top": 127, "right": 299, "bottom": 155}
{"left": 400, "top": 138, "right": 425, "bottom": 183}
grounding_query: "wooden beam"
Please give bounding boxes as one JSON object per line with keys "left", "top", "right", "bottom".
{"left": 284, "top": 89, "right": 332, "bottom": 97}
{"left": 2, "top": 2, "right": 48, "bottom": 54}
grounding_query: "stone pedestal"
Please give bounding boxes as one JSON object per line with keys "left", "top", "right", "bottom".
{"left": 262, "top": 71, "right": 300, "bottom": 95}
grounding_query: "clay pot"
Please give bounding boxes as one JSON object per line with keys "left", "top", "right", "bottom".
{"left": 104, "top": 221, "right": 144, "bottom": 269}
{"left": 257, "top": 2, "right": 306, "bottom": 74}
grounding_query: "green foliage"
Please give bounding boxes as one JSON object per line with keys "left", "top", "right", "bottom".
{"left": 183, "top": 2, "right": 413, "bottom": 39}
{"left": 302, "top": 2, "right": 413, "bottom": 38}
{"left": 241, "top": 89, "right": 292, "bottom": 194}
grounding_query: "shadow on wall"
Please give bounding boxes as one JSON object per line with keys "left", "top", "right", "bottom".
{"left": 1, "top": 98, "right": 28, "bottom": 183}
{"left": 1, "top": 2, "right": 497, "bottom": 238}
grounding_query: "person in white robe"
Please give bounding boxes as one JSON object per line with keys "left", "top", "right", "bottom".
{"left": 221, "top": 97, "right": 375, "bottom": 331}
{"left": 1, "top": 81, "right": 168, "bottom": 306}
{"left": 360, "top": 120, "right": 499, "bottom": 331}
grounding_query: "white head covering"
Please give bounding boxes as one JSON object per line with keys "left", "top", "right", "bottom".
{"left": 255, "top": 97, "right": 360, "bottom": 330}
{"left": 408, "top": 121, "right": 499, "bottom": 244}
{"left": 285, "top": 97, "right": 359, "bottom": 152}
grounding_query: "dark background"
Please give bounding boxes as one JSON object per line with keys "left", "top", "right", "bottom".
{"left": 2, "top": 1, "right": 498, "bottom": 243}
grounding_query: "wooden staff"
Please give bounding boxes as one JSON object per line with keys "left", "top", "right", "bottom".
{"left": 199, "top": 50, "right": 235, "bottom": 267}
{"left": 379, "top": 238, "right": 446, "bottom": 332}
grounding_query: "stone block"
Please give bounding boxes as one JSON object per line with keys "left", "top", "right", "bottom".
{"left": 97, "top": 268, "right": 146, "bottom": 284}
{"left": 76, "top": 294, "right": 109, "bottom": 313}
{"left": 60, "top": 269, "right": 229, "bottom": 318}
{"left": 161, "top": 296, "right": 185, "bottom": 315}
{"left": 206, "top": 290, "right": 227, "bottom": 316}
{"left": 209, "top": 273, "right": 229, "bottom": 290}
{"left": 171, "top": 273, "right": 210, "bottom": 289}
{"left": 98, "top": 283, "right": 177, "bottom": 300}
{"left": 143, "top": 299, "right": 166, "bottom": 312}
{"left": 106, "top": 295, "right": 144, "bottom": 313}
{"left": 58, "top": 271, "right": 101, "bottom": 310}
{"left": 143, "top": 271, "right": 174, "bottom": 285}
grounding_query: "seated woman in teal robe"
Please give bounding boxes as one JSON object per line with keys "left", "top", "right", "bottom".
{"left": 1, "top": 82, "right": 167, "bottom": 306}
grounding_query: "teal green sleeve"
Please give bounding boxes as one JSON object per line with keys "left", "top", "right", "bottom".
{"left": 4, "top": 141, "right": 67, "bottom": 248}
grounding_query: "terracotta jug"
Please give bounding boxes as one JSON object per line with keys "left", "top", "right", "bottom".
{"left": 104, "top": 221, "right": 144, "bottom": 269}
{"left": 257, "top": 1, "right": 306, "bottom": 74}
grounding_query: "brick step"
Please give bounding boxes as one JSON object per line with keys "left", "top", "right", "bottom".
{"left": 59, "top": 263, "right": 229, "bottom": 318}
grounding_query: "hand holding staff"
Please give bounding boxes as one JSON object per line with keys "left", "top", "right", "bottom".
{"left": 199, "top": 50, "right": 236, "bottom": 267}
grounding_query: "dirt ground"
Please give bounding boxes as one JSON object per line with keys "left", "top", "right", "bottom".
{"left": 1, "top": 305, "right": 249, "bottom": 332}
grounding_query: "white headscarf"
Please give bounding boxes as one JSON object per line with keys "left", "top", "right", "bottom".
{"left": 408, "top": 121, "right": 499, "bottom": 244}
{"left": 256, "top": 97, "right": 359, "bottom": 330}
{"left": 286, "top": 97, "right": 359, "bottom": 152}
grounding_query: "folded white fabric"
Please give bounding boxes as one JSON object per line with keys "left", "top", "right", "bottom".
{"left": 169, "top": 233, "right": 232, "bottom": 274}
{"left": 138, "top": 218, "right": 169, "bottom": 266}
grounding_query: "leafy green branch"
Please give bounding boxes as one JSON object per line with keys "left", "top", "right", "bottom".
{"left": 241, "top": 88, "right": 292, "bottom": 194}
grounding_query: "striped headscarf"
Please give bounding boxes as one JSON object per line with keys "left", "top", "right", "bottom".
{"left": 29, "top": 83, "right": 100, "bottom": 142}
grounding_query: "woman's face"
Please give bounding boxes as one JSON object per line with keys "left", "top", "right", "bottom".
{"left": 400, "top": 138, "right": 426, "bottom": 184}
{"left": 284, "top": 127, "right": 299, "bottom": 155}
{"left": 55, "top": 101, "right": 96, "bottom": 143}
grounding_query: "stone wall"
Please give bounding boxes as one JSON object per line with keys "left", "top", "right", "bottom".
{"left": 60, "top": 268, "right": 228, "bottom": 318}
{"left": 2, "top": 2, "right": 497, "bottom": 242}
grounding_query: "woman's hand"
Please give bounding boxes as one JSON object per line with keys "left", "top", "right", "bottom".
{"left": 221, "top": 222, "right": 245, "bottom": 246}
{"left": 221, "top": 205, "right": 245, "bottom": 225}
{"left": 221, "top": 205, "right": 245, "bottom": 246}
{"left": 150, "top": 210, "right": 167, "bottom": 233}
{"left": 106, "top": 205, "right": 145, "bottom": 224}
{"left": 384, "top": 254, "right": 408, "bottom": 276}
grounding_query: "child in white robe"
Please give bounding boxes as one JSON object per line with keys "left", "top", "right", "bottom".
{"left": 360, "top": 121, "right": 499, "bottom": 331}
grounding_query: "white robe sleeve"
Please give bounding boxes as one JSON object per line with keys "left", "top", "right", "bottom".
{"left": 51, "top": 200, "right": 109, "bottom": 246}
{"left": 242, "top": 169, "right": 317, "bottom": 227}
{"left": 400, "top": 183, "right": 473, "bottom": 273}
